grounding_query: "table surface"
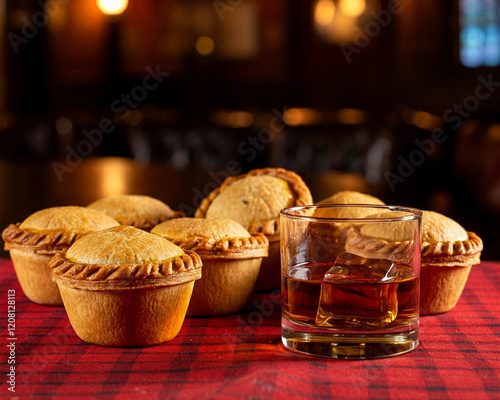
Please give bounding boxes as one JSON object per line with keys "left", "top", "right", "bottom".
{"left": 1, "top": 258, "right": 500, "bottom": 400}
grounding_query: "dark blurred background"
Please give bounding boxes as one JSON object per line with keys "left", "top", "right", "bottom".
{"left": 0, "top": 0, "right": 499, "bottom": 259}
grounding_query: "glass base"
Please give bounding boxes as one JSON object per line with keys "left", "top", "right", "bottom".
{"left": 281, "top": 318, "right": 419, "bottom": 360}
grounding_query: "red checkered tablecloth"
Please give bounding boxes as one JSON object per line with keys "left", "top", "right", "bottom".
{"left": 1, "top": 258, "right": 500, "bottom": 400}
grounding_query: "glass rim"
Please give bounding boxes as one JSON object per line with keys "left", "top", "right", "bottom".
{"left": 280, "top": 204, "right": 423, "bottom": 223}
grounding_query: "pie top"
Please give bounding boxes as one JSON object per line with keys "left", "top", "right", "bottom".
{"left": 314, "top": 191, "right": 385, "bottom": 218}
{"left": 50, "top": 225, "right": 202, "bottom": 289}
{"left": 317, "top": 190, "right": 385, "bottom": 206}
{"left": 21, "top": 206, "right": 119, "bottom": 233}
{"left": 2, "top": 206, "right": 120, "bottom": 254}
{"left": 67, "top": 225, "right": 184, "bottom": 265}
{"left": 358, "top": 211, "right": 417, "bottom": 242}
{"left": 420, "top": 211, "right": 482, "bottom": 266}
{"left": 344, "top": 211, "right": 420, "bottom": 261}
{"left": 344, "top": 209, "right": 483, "bottom": 267}
{"left": 195, "top": 167, "right": 313, "bottom": 237}
{"left": 87, "top": 194, "right": 183, "bottom": 230}
{"left": 151, "top": 217, "right": 269, "bottom": 260}
{"left": 421, "top": 210, "right": 468, "bottom": 244}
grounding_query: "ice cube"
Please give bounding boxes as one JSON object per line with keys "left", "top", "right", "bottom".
{"left": 316, "top": 253, "right": 399, "bottom": 329}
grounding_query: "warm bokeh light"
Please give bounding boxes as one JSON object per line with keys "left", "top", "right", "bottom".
{"left": 98, "top": 158, "right": 131, "bottom": 197}
{"left": 125, "top": 110, "right": 143, "bottom": 126}
{"left": 195, "top": 36, "right": 215, "bottom": 56}
{"left": 96, "top": 0, "right": 128, "bottom": 16}
{"left": 487, "top": 124, "right": 500, "bottom": 142}
{"left": 337, "top": 108, "right": 367, "bottom": 125}
{"left": 213, "top": 110, "right": 254, "bottom": 128}
{"left": 410, "top": 110, "right": 443, "bottom": 130}
{"left": 315, "top": 0, "right": 335, "bottom": 26}
{"left": 339, "top": 0, "right": 366, "bottom": 17}
{"left": 284, "top": 108, "right": 322, "bottom": 126}
{"left": 55, "top": 117, "right": 73, "bottom": 135}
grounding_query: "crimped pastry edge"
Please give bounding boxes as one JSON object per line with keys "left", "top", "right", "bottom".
{"left": 167, "top": 233, "right": 269, "bottom": 260}
{"left": 345, "top": 226, "right": 416, "bottom": 259}
{"left": 194, "top": 167, "right": 313, "bottom": 236}
{"left": 49, "top": 249, "right": 202, "bottom": 290}
{"left": 345, "top": 228, "right": 483, "bottom": 268}
{"left": 2, "top": 223, "right": 86, "bottom": 255}
{"left": 421, "top": 231, "right": 483, "bottom": 261}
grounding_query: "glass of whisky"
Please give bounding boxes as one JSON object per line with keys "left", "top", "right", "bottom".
{"left": 280, "top": 204, "right": 422, "bottom": 359}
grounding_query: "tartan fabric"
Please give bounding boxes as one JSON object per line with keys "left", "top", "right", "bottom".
{"left": 1, "top": 258, "right": 499, "bottom": 400}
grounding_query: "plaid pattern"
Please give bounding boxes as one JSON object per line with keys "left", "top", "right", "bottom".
{"left": 1, "top": 258, "right": 499, "bottom": 400}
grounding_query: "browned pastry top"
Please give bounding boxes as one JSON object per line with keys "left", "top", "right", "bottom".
{"left": 195, "top": 167, "right": 313, "bottom": 237}
{"left": 87, "top": 194, "right": 183, "bottom": 230}
{"left": 344, "top": 210, "right": 419, "bottom": 262}
{"left": 420, "top": 231, "right": 483, "bottom": 267}
{"left": 50, "top": 225, "right": 202, "bottom": 289}
{"left": 344, "top": 209, "right": 483, "bottom": 267}
{"left": 421, "top": 210, "right": 468, "bottom": 244}
{"left": 314, "top": 191, "right": 385, "bottom": 218}
{"left": 345, "top": 225, "right": 417, "bottom": 261}
{"left": 20, "top": 206, "right": 119, "bottom": 233}
{"left": 151, "top": 218, "right": 269, "bottom": 260}
{"left": 419, "top": 210, "right": 482, "bottom": 266}
{"left": 2, "top": 206, "right": 119, "bottom": 254}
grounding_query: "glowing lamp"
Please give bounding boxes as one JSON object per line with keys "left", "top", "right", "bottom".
{"left": 97, "top": 0, "right": 129, "bottom": 16}
{"left": 339, "top": 0, "right": 366, "bottom": 17}
{"left": 315, "top": 0, "right": 336, "bottom": 26}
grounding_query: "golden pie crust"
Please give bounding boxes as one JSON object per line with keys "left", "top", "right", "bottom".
{"left": 87, "top": 194, "right": 183, "bottom": 231}
{"left": 343, "top": 209, "right": 483, "bottom": 315}
{"left": 315, "top": 191, "right": 385, "bottom": 219}
{"left": 3, "top": 206, "right": 119, "bottom": 254}
{"left": 420, "top": 231, "right": 482, "bottom": 268}
{"left": 317, "top": 190, "right": 385, "bottom": 205}
{"left": 2, "top": 206, "right": 120, "bottom": 306}
{"left": 49, "top": 225, "right": 202, "bottom": 347}
{"left": 50, "top": 249, "right": 202, "bottom": 290}
{"left": 152, "top": 218, "right": 269, "bottom": 316}
{"left": 342, "top": 210, "right": 419, "bottom": 262}
{"left": 165, "top": 232, "right": 268, "bottom": 259}
{"left": 3, "top": 223, "right": 86, "bottom": 255}
{"left": 418, "top": 210, "right": 483, "bottom": 314}
{"left": 310, "top": 193, "right": 386, "bottom": 252}
{"left": 344, "top": 226, "right": 417, "bottom": 261}
{"left": 195, "top": 168, "right": 312, "bottom": 292}
{"left": 195, "top": 167, "right": 313, "bottom": 237}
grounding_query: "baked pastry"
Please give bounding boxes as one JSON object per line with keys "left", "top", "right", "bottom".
{"left": 2, "top": 206, "right": 119, "bottom": 306}
{"left": 315, "top": 190, "right": 385, "bottom": 218}
{"left": 151, "top": 217, "right": 268, "bottom": 316}
{"left": 87, "top": 194, "right": 183, "bottom": 231}
{"left": 308, "top": 192, "right": 386, "bottom": 262}
{"left": 49, "top": 225, "right": 202, "bottom": 347}
{"left": 343, "top": 210, "right": 420, "bottom": 264}
{"left": 419, "top": 210, "right": 482, "bottom": 315}
{"left": 344, "top": 209, "right": 483, "bottom": 315}
{"left": 195, "top": 167, "right": 313, "bottom": 291}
